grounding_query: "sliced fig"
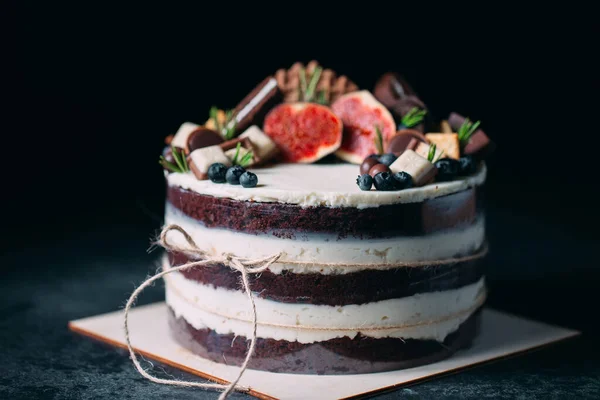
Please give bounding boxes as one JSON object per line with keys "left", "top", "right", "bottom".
{"left": 331, "top": 90, "right": 396, "bottom": 164}
{"left": 263, "top": 103, "right": 342, "bottom": 163}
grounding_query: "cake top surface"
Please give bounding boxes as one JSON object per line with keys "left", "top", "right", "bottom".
{"left": 160, "top": 61, "right": 494, "bottom": 199}
{"left": 168, "top": 162, "right": 486, "bottom": 208}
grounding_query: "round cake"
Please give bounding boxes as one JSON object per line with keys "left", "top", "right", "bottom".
{"left": 159, "top": 62, "right": 494, "bottom": 375}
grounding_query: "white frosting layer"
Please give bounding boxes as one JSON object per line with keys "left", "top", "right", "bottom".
{"left": 167, "top": 163, "right": 486, "bottom": 208}
{"left": 165, "top": 206, "right": 486, "bottom": 273}
{"left": 164, "top": 266, "right": 485, "bottom": 343}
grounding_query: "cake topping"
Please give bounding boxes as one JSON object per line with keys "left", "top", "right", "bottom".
{"left": 206, "top": 107, "right": 237, "bottom": 140}
{"left": 186, "top": 127, "right": 224, "bottom": 154}
{"left": 360, "top": 157, "right": 380, "bottom": 175}
{"left": 239, "top": 171, "right": 258, "bottom": 188}
{"left": 275, "top": 61, "right": 358, "bottom": 105}
{"left": 207, "top": 162, "right": 228, "bottom": 183}
{"left": 232, "top": 77, "right": 282, "bottom": 134}
{"left": 170, "top": 122, "right": 201, "bottom": 152}
{"left": 238, "top": 126, "right": 278, "bottom": 164}
{"left": 219, "top": 137, "right": 256, "bottom": 166}
{"left": 161, "top": 63, "right": 493, "bottom": 189}
{"left": 263, "top": 102, "right": 343, "bottom": 163}
{"left": 424, "top": 133, "right": 460, "bottom": 160}
{"left": 373, "top": 171, "right": 398, "bottom": 191}
{"left": 356, "top": 174, "right": 373, "bottom": 191}
{"left": 386, "top": 129, "right": 427, "bottom": 155}
{"left": 188, "top": 146, "right": 231, "bottom": 180}
{"left": 448, "top": 112, "right": 495, "bottom": 159}
{"left": 398, "top": 107, "right": 427, "bottom": 130}
{"left": 434, "top": 158, "right": 461, "bottom": 181}
{"left": 331, "top": 91, "right": 396, "bottom": 164}
{"left": 368, "top": 163, "right": 391, "bottom": 178}
{"left": 389, "top": 149, "right": 437, "bottom": 186}
{"left": 393, "top": 171, "right": 414, "bottom": 190}
{"left": 160, "top": 146, "right": 190, "bottom": 174}
{"left": 225, "top": 165, "right": 246, "bottom": 185}
{"left": 373, "top": 72, "right": 427, "bottom": 128}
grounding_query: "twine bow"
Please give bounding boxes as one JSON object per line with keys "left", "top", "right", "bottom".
{"left": 123, "top": 224, "right": 281, "bottom": 400}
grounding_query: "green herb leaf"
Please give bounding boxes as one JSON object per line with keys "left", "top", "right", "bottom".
{"left": 427, "top": 144, "right": 437, "bottom": 162}
{"left": 209, "top": 106, "right": 221, "bottom": 133}
{"left": 305, "top": 66, "right": 323, "bottom": 102}
{"left": 374, "top": 125, "right": 384, "bottom": 155}
{"left": 299, "top": 68, "right": 308, "bottom": 101}
{"left": 401, "top": 107, "right": 427, "bottom": 128}
{"left": 316, "top": 90, "right": 327, "bottom": 105}
{"left": 239, "top": 150, "right": 254, "bottom": 167}
{"left": 231, "top": 142, "right": 241, "bottom": 165}
{"left": 457, "top": 118, "right": 481, "bottom": 146}
{"left": 171, "top": 146, "right": 186, "bottom": 172}
{"left": 159, "top": 156, "right": 181, "bottom": 173}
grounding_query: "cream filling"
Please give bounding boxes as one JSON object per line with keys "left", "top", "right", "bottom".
{"left": 164, "top": 206, "right": 485, "bottom": 274}
{"left": 167, "top": 163, "right": 486, "bottom": 208}
{"left": 164, "top": 267, "right": 486, "bottom": 343}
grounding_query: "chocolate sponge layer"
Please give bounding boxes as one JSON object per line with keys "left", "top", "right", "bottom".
{"left": 168, "top": 306, "right": 481, "bottom": 375}
{"left": 168, "top": 252, "right": 484, "bottom": 306}
{"left": 167, "top": 185, "right": 481, "bottom": 238}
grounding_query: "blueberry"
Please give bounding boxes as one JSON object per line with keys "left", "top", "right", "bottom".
{"left": 434, "top": 158, "right": 460, "bottom": 181}
{"left": 366, "top": 153, "right": 379, "bottom": 159}
{"left": 378, "top": 153, "right": 397, "bottom": 167}
{"left": 207, "top": 163, "right": 227, "bottom": 183}
{"left": 226, "top": 165, "right": 246, "bottom": 185}
{"left": 373, "top": 172, "right": 399, "bottom": 191}
{"left": 239, "top": 171, "right": 258, "bottom": 188}
{"left": 459, "top": 155, "right": 477, "bottom": 175}
{"left": 393, "top": 171, "right": 414, "bottom": 190}
{"left": 356, "top": 174, "right": 373, "bottom": 191}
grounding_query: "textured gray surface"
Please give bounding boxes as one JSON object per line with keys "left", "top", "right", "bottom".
{"left": 1, "top": 207, "right": 599, "bottom": 399}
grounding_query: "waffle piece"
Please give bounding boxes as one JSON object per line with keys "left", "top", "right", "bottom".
{"left": 275, "top": 61, "right": 358, "bottom": 104}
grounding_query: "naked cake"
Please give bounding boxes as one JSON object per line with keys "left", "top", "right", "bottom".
{"left": 159, "top": 62, "right": 494, "bottom": 375}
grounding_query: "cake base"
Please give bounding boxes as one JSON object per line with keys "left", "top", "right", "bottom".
{"left": 168, "top": 306, "right": 482, "bottom": 375}
{"left": 68, "top": 302, "right": 580, "bottom": 400}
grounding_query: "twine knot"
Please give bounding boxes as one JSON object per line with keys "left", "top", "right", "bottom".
{"left": 124, "top": 224, "right": 282, "bottom": 399}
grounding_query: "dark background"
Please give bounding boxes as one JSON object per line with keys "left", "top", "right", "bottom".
{"left": 2, "top": 2, "right": 599, "bottom": 399}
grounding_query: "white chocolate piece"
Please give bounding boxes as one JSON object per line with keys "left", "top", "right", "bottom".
{"left": 425, "top": 133, "right": 460, "bottom": 160}
{"left": 389, "top": 149, "right": 437, "bottom": 186}
{"left": 187, "top": 145, "right": 231, "bottom": 180}
{"left": 239, "top": 125, "right": 278, "bottom": 161}
{"left": 415, "top": 142, "right": 445, "bottom": 163}
{"left": 171, "top": 122, "right": 200, "bottom": 151}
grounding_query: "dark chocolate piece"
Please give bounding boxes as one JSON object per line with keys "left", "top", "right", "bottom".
{"left": 168, "top": 306, "right": 481, "bottom": 375}
{"left": 386, "top": 129, "right": 427, "bottom": 155}
{"left": 373, "top": 73, "right": 418, "bottom": 109}
{"left": 447, "top": 112, "right": 495, "bottom": 159}
{"left": 186, "top": 128, "right": 223, "bottom": 153}
{"left": 368, "top": 163, "right": 390, "bottom": 177}
{"left": 232, "top": 76, "right": 282, "bottom": 134}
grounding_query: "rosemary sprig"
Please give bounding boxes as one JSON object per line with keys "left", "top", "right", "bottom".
{"left": 457, "top": 118, "right": 481, "bottom": 146}
{"left": 160, "top": 146, "right": 189, "bottom": 173}
{"left": 231, "top": 142, "right": 242, "bottom": 165}
{"left": 401, "top": 107, "right": 427, "bottom": 128}
{"left": 374, "top": 125, "right": 384, "bottom": 155}
{"left": 230, "top": 142, "right": 254, "bottom": 167}
{"left": 298, "top": 66, "right": 323, "bottom": 102}
{"left": 209, "top": 106, "right": 237, "bottom": 140}
{"left": 305, "top": 66, "right": 322, "bottom": 102}
{"left": 238, "top": 150, "right": 254, "bottom": 167}
{"left": 427, "top": 144, "right": 437, "bottom": 162}
{"left": 316, "top": 90, "right": 327, "bottom": 105}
